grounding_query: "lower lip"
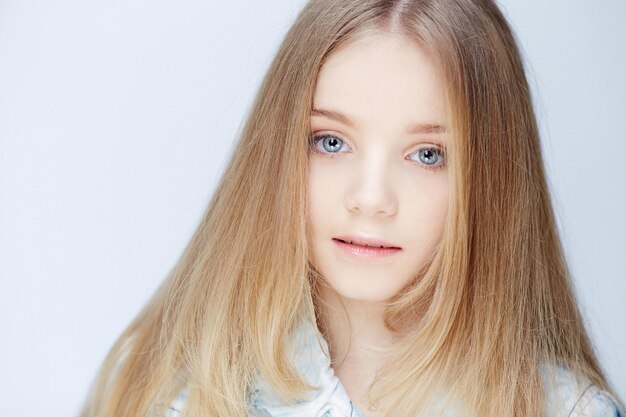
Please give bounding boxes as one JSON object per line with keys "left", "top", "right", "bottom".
{"left": 333, "top": 238, "right": 402, "bottom": 259}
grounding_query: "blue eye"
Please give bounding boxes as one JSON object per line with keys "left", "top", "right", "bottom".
{"left": 408, "top": 147, "right": 445, "bottom": 168}
{"left": 310, "top": 134, "right": 351, "bottom": 154}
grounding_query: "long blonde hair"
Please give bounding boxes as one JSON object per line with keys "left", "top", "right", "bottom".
{"left": 80, "top": 1, "right": 621, "bottom": 416}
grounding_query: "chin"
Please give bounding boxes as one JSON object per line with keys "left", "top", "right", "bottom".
{"left": 319, "top": 271, "right": 412, "bottom": 304}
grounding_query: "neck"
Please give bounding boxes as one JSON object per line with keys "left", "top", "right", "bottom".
{"left": 315, "top": 283, "right": 399, "bottom": 373}
{"left": 315, "top": 284, "right": 404, "bottom": 416}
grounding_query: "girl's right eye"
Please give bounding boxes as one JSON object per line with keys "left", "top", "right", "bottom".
{"left": 309, "top": 134, "right": 352, "bottom": 154}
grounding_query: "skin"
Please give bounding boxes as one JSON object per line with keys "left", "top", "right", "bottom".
{"left": 306, "top": 29, "right": 450, "bottom": 415}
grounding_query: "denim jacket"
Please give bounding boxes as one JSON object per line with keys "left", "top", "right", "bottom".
{"left": 166, "top": 318, "right": 623, "bottom": 417}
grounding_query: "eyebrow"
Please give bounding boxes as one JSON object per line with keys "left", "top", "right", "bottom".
{"left": 311, "top": 108, "right": 447, "bottom": 134}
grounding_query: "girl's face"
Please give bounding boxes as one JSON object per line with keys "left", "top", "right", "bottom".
{"left": 307, "top": 30, "right": 449, "bottom": 303}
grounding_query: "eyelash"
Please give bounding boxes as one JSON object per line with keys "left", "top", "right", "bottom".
{"left": 308, "top": 133, "right": 447, "bottom": 171}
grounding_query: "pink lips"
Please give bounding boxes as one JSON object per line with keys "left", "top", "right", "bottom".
{"left": 332, "top": 236, "right": 402, "bottom": 259}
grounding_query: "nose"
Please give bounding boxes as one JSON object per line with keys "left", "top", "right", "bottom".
{"left": 343, "top": 158, "right": 399, "bottom": 218}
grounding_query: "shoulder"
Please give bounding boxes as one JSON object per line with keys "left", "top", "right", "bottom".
{"left": 161, "top": 318, "right": 329, "bottom": 417}
{"left": 541, "top": 363, "right": 624, "bottom": 417}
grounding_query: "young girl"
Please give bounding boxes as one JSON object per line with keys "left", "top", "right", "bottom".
{"left": 80, "top": 1, "right": 624, "bottom": 416}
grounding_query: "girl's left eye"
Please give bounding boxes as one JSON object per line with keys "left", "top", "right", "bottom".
{"left": 407, "top": 146, "right": 446, "bottom": 168}
{"left": 309, "top": 134, "right": 352, "bottom": 154}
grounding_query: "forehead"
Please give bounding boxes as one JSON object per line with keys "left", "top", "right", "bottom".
{"left": 312, "top": 30, "right": 448, "bottom": 131}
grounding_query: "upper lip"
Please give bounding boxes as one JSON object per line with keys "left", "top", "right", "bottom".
{"left": 333, "top": 235, "right": 401, "bottom": 249}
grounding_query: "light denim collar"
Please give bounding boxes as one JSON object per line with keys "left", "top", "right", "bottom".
{"left": 248, "top": 318, "right": 365, "bottom": 417}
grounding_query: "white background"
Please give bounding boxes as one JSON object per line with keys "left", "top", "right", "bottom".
{"left": 0, "top": 1, "right": 624, "bottom": 415}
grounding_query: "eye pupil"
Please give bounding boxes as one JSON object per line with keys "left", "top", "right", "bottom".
{"left": 419, "top": 148, "right": 438, "bottom": 165}
{"left": 323, "top": 136, "right": 343, "bottom": 152}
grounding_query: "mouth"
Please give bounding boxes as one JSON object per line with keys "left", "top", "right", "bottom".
{"left": 332, "top": 236, "right": 402, "bottom": 259}
{"left": 332, "top": 237, "right": 401, "bottom": 249}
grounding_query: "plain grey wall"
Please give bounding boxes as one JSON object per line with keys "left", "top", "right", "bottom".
{"left": 0, "top": 1, "right": 623, "bottom": 415}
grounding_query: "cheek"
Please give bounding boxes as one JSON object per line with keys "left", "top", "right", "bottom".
{"left": 306, "top": 157, "right": 354, "bottom": 273}
{"left": 400, "top": 177, "right": 449, "bottom": 248}
{"left": 306, "top": 161, "right": 332, "bottom": 254}
{"left": 306, "top": 159, "right": 341, "bottom": 226}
